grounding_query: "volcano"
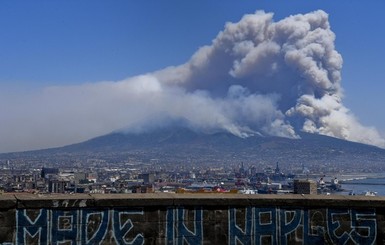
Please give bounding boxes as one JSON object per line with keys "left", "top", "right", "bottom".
{"left": 3, "top": 126, "right": 384, "bottom": 172}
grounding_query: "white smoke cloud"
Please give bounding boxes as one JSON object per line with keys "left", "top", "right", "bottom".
{"left": 154, "top": 9, "right": 384, "bottom": 148}
{"left": 0, "top": 9, "right": 384, "bottom": 152}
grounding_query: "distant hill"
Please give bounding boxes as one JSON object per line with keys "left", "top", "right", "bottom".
{"left": 2, "top": 127, "right": 385, "bottom": 170}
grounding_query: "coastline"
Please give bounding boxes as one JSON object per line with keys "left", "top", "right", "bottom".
{"left": 336, "top": 173, "right": 385, "bottom": 196}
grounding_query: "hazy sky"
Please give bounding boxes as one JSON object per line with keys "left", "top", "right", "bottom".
{"left": 1, "top": 0, "right": 384, "bottom": 153}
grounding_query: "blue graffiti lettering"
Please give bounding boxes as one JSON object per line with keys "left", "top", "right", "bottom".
{"left": 254, "top": 208, "right": 277, "bottom": 245}
{"left": 229, "top": 207, "right": 252, "bottom": 245}
{"left": 177, "top": 207, "right": 202, "bottom": 245}
{"left": 166, "top": 207, "right": 203, "bottom": 245}
{"left": 81, "top": 209, "right": 109, "bottom": 245}
{"left": 52, "top": 210, "right": 78, "bottom": 244}
{"left": 166, "top": 208, "right": 175, "bottom": 245}
{"left": 16, "top": 209, "right": 48, "bottom": 245}
{"left": 328, "top": 208, "right": 377, "bottom": 244}
{"left": 8, "top": 206, "right": 378, "bottom": 245}
{"left": 350, "top": 209, "right": 376, "bottom": 245}
{"left": 279, "top": 209, "right": 302, "bottom": 245}
{"left": 113, "top": 208, "right": 145, "bottom": 245}
{"left": 303, "top": 209, "right": 324, "bottom": 244}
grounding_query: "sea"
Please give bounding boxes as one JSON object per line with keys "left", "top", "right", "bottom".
{"left": 338, "top": 175, "right": 385, "bottom": 196}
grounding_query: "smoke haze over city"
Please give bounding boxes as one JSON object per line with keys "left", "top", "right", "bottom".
{"left": 1, "top": 4, "right": 384, "bottom": 153}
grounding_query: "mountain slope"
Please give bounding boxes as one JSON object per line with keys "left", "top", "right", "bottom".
{"left": 2, "top": 127, "right": 385, "bottom": 171}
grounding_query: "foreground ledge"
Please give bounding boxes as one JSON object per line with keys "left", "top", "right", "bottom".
{"left": 0, "top": 193, "right": 383, "bottom": 209}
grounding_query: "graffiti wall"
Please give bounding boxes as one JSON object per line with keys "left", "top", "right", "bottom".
{"left": 0, "top": 195, "right": 384, "bottom": 244}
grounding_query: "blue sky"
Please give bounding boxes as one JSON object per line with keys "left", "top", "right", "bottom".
{"left": 0, "top": 0, "right": 384, "bottom": 152}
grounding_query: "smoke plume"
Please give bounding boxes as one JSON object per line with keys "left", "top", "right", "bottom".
{"left": 1, "top": 10, "right": 384, "bottom": 152}
{"left": 154, "top": 10, "right": 384, "bottom": 147}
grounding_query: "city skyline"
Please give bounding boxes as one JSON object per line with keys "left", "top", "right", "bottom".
{"left": 1, "top": 1, "right": 385, "bottom": 153}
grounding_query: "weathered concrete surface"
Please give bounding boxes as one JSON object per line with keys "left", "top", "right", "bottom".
{"left": 14, "top": 193, "right": 95, "bottom": 209}
{"left": 0, "top": 193, "right": 384, "bottom": 244}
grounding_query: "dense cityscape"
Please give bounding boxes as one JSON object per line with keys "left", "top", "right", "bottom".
{"left": 0, "top": 153, "right": 378, "bottom": 196}
{"left": 1, "top": 126, "right": 384, "bottom": 197}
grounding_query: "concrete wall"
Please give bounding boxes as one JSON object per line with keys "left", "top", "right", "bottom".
{"left": 1, "top": 193, "right": 385, "bottom": 244}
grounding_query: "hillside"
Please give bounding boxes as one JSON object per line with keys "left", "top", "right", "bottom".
{"left": 1, "top": 127, "right": 385, "bottom": 172}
